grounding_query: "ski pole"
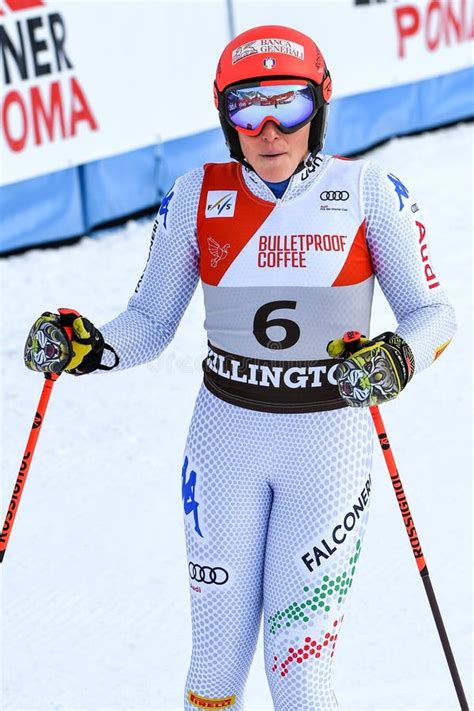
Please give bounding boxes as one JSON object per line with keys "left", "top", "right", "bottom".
{"left": 338, "top": 330, "right": 468, "bottom": 708}
{"left": 0, "top": 372, "right": 60, "bottom": 563}
{"left": 370, "top": 405, "right": 469, "bottom": 710}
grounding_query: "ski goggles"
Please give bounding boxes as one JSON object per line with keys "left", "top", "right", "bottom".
{"left": 223, "top": 80, "right": 319, "bottom": 136}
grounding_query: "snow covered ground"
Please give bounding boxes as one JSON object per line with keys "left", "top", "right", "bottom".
{"left": 1, "top": 123, "right": 472, "bottom": 711}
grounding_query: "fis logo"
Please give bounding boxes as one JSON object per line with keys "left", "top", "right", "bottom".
{"left": 205, "top": 191, "right": 237, "bottom": 218}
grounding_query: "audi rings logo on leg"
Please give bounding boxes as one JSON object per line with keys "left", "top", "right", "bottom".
{"left": 320, "top": 190, "right": 349, "bottom": 201}
{"left": 189, "top": 561, "right": 229, "bottom": 585}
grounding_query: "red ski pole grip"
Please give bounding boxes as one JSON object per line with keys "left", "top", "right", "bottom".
{"left": 343, "top": 330, "right": 362, "bottom": 344}
{"left": 57, "top": 307, "right": 80, "bottom": 340}
{"left": 342, "top": 330, "right": 363, "bottom": 354}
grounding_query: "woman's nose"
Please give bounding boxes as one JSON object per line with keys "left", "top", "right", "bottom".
{"left": 259, "top": 120, "right": 281, "bottom": 140}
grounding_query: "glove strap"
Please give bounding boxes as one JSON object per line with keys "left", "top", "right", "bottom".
{"left": 98, "top": 344, "right": 120, "bottom": 371}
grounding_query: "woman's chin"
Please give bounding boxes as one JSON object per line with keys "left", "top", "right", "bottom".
{"left": 255, "top": 155, "right": 294, "bottom": 182}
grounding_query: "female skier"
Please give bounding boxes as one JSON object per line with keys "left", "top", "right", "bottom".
{"left": 24, "top": 25, "right": 455, "bottom": 711}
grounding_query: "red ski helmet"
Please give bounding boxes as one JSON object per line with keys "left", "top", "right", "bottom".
{"left": 214, "top": 25, "right": 332, "bottom": 164}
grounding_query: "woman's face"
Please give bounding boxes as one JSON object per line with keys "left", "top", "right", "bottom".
{"left": 238, "top": 120, "right": 311, "bottom": 183}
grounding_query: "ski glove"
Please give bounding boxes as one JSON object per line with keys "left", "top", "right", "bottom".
{"left": 327, "top": 331, "right": 415, "bottom": 407}
{"left": 24, "top": 309, "right": 119, "bottom": 375}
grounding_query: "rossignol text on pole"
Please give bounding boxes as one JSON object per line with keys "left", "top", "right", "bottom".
{"left": 370, "top": 405, "right": 469, "bottom": 710}
{"left": 0, "top": 372, "right": 59, "bottom": 563}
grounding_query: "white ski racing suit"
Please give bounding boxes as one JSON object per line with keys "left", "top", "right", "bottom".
{"left": 100, "top": 153, "right": 455, "bottom": 710}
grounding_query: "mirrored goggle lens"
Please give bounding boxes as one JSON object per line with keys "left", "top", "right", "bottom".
{"left": 225, "top": 83, "right": 315, "bottom": 132}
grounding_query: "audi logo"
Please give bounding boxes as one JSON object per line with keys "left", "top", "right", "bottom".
{"left": 189, "top": 562, "right": 229, "bottom": 585}
{"left": 320, "top": 190, "right": 349, "bottom": 201}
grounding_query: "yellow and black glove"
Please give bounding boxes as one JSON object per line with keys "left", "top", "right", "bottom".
{"left": 327, "top": 330, "right": 415, "bottom": 407}
{"left": 24, "top": 309, "right": 119, "bottom": 375}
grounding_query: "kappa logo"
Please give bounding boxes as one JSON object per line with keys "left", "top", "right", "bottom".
{"left": 205, "top": 191, "right": 237, "bottom": 218}
{"left": 182, "top": 456, "right": 203, "bottom": 538}
{"left": 159, "top": 189, "right": 174, "bottom": 229}
{"left": 207, "top": 237, "right": 230, "bottom": 268}
{"left": 188, "top": 690, "right": 236, "bottom": 708}
{"left": 387, "top": 173, "right": 409, "bottom": 211}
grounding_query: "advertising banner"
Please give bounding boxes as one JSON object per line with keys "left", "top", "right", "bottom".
{"left": 1, "top": 0, "right": 473, "bottom": 187}
{"left": 232, "top": 0, "right": 473, "bottom": 96}
{"left": 0, "top": 0, "right": 229, "bottom": 185}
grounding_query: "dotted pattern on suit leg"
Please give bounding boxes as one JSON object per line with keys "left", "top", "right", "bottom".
{"left": 263, "top": 406, "right": 372, "bottom": 710}
{"left": 182, "top": 387, "right": 373, "bottom": 710}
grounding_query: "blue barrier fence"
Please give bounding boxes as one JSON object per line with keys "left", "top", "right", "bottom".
{"left": 1, "top": 66, "right": 472, "bottom": 254}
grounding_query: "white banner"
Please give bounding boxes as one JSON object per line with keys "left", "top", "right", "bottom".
{"left": 0, "top": 0, "right": 229, "bottom": 185}
{"left": 1, "top": 0, "right": 472, "bottom": 186}
{"left": 232, "top": 0, "right": 474, "bottom": 97}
